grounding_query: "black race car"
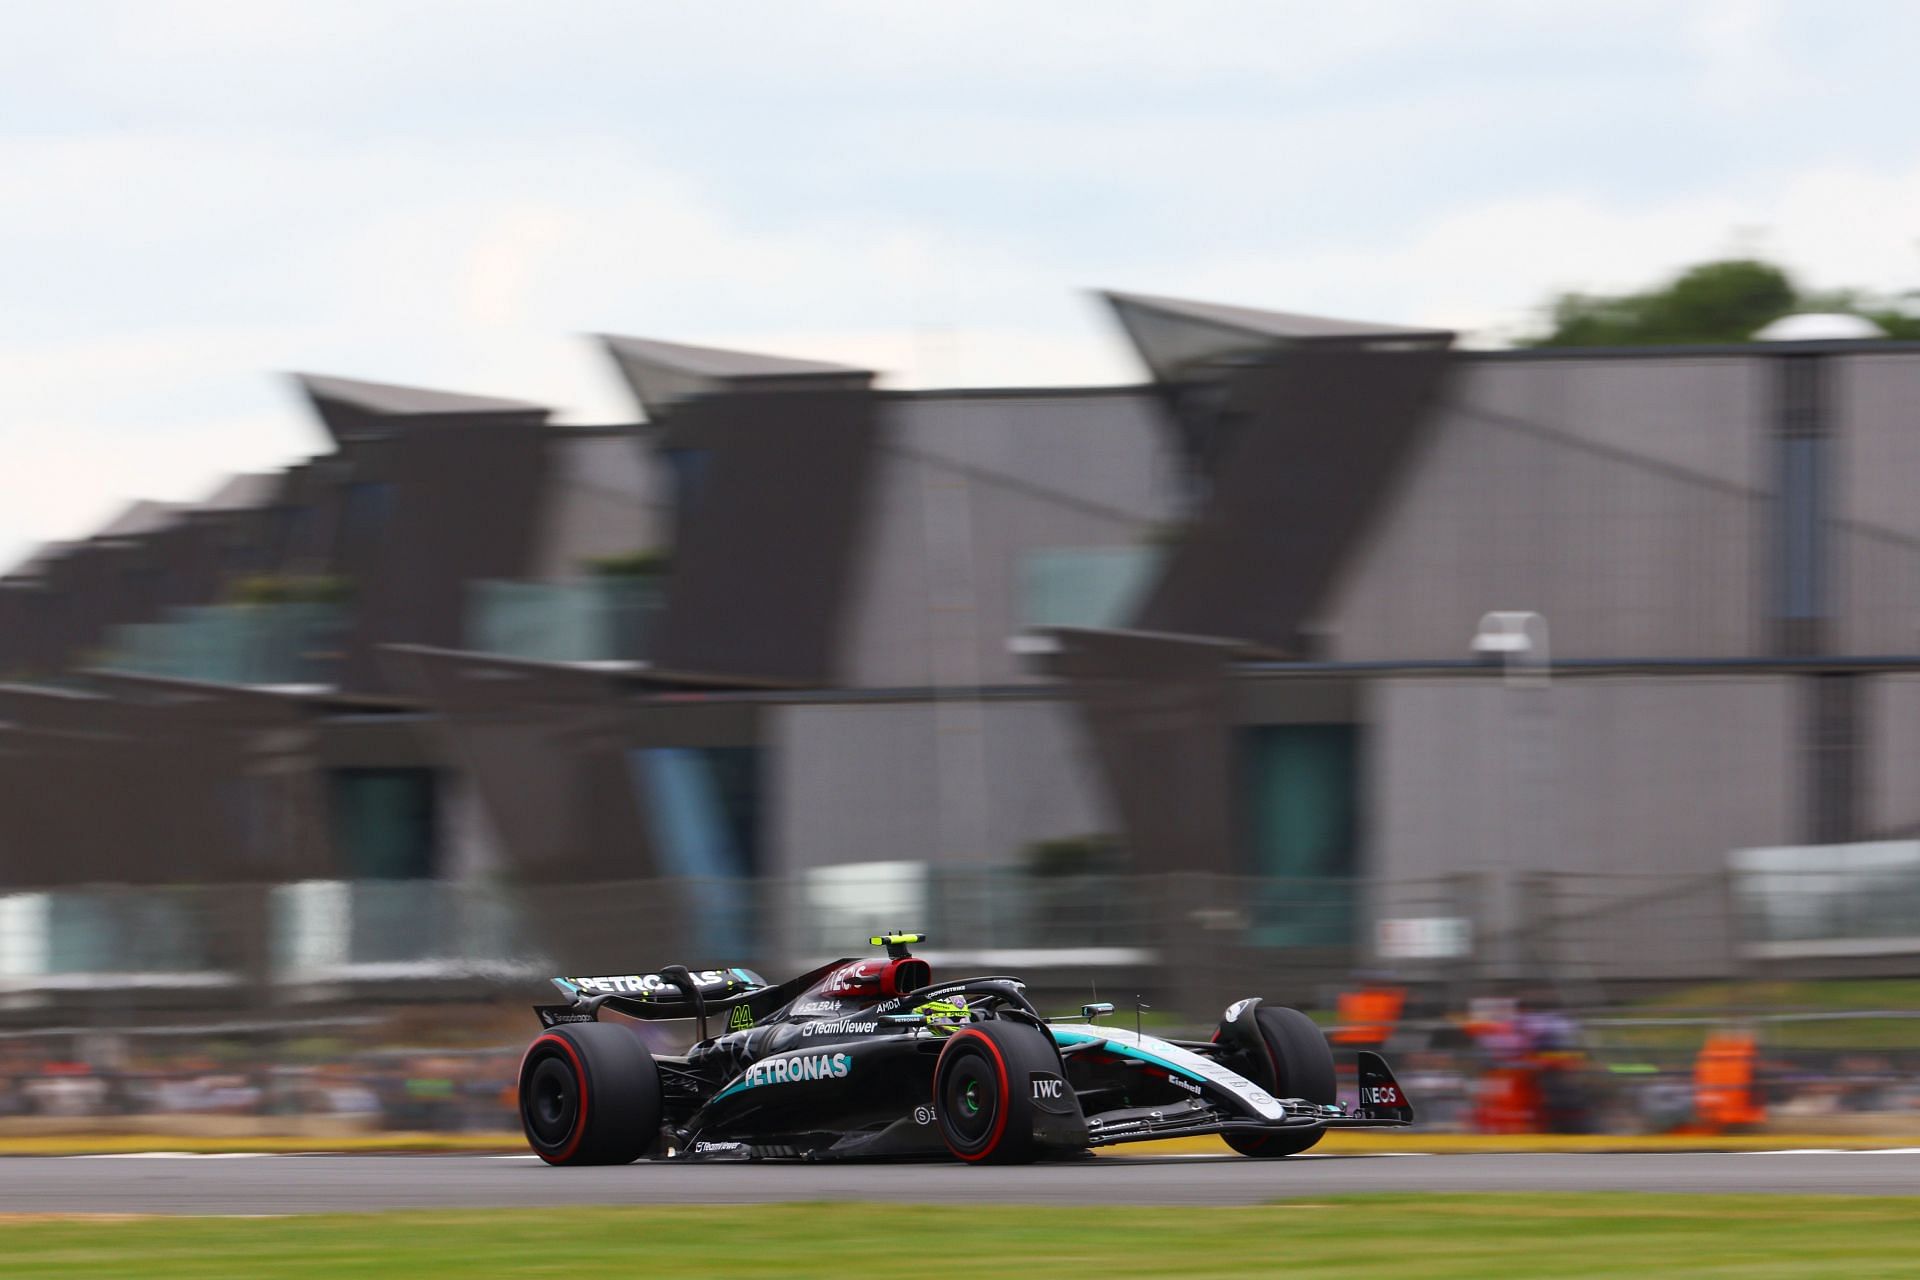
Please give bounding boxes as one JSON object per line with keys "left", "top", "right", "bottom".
{"left": 517, "top": 933, "right": 1413, "bottom": 1164}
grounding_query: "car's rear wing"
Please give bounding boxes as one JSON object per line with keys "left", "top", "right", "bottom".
{"left": 535, "top": 960, "right": 846, "bottom": 1032}
{"left": 556, "top": 967, "right": 765, "bottom": 1004}
{"left": 538, "top": 967, "right": 760, "bottom": 1027}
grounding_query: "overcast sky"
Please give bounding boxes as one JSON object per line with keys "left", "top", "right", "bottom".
{"left": 6, "top": 1, "right": 1920, "bottom": 568}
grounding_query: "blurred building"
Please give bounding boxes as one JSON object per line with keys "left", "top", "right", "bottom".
{"left": 4, "top": 295, "right": 1920, "bottom": 989}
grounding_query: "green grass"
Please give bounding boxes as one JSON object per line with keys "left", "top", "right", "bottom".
{"left": 1637, "top": 980, "right": 1920, "bottom": 1012}
{"left": 1592, "top": 979, "right": 1920, "bottom": 1051}
{"left": 4, "top": 1197, "right": 1918, "bottom": 1278}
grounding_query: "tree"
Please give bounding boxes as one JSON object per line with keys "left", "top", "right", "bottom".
{"left": 1527, "top": 258, "right": 1920, "bottom": 346}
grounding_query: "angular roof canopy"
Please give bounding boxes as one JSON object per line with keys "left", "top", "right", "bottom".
{"left": 1133, "top": 340, "right": 1454, "bottom": 650}
{"left": 598, "top": 334, "right": 873, "bottom": 420}
{"left": 1101, "top": 289, "right": 1453, "bottom": 383}
{"left": 193, "top": 472, "right": 281, "bottom": 514}
{"left": 92, "top": 499, "right": 181, "bottom": 541}
{"left": 3, "top": 500, "right": 184, "bottom": 583}
{"left": 292, "top": 373, "right": 551, "bottom": 442}
{"left": 3, "top": 541, "right": 73, "bottom": 582}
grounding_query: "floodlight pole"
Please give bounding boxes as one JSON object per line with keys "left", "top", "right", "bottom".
{"left": 1470, "top": 611, "right": 1553, "bottom": 989}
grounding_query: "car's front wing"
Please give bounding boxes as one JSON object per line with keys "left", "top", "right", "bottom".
{"left": 1081, "top": 1096, "right": 1411, "bottom": 1148}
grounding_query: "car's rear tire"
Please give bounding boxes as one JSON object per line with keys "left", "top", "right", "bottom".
{"left": 519, "top": 1022, "right": 662, "bottom": 1165}
{"left": 1218, "top": 1004, "right": 1336, "bottom": 1158}
{"left": 933, "top": 1019, "right": 1059, "bottom": 1164}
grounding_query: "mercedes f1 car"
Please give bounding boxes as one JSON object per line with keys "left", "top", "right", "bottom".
{"left": 518, "top": 933, "right": 1413, "bottom": 1164}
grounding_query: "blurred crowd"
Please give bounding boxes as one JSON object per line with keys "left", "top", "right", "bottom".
{"left": 1390, "top": 1046, "right": 1920, "bottom": 1134}
{"left": 0, "top": 1044, "right": 522, "bottom": 1132}
{"left": 1, "top": 998, "right": 1917, "bottom": 1136}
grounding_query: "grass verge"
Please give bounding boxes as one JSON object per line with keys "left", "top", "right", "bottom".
{"left": 8, "top": 1130, "right": 1920, "bottom": 1157}
{"left": 1604, "top": 979, "right": 1920, "bottom": 1050}
{"left": 1, "top": 1196, "right": 1916, "bottom": 1278}
{"left": 0, "top": 1132, "right": 520, "bottom": 1157}
{"left": 1107, "top": 1131, "right": 1920, "bottom": 1156}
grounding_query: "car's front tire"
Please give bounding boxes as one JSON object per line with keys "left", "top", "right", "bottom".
{"left": 1216, "top": 1003, "right": 1336, "bottom": 1158}
{"left": 519, "top": 1022, "right": 662, "bottom": 1165}
{"left": 933, "top": 1019, "right": 1060, "bottom": 1164}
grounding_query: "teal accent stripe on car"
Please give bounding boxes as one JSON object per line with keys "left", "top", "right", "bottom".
{"left": 1049, "top": 1028, "right": 1190, "bottom": 1076}
{"left": 1048, "top": 1023, "right": 1285, "bottom": 1119}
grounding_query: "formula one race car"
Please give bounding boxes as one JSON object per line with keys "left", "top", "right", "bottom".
{"left": 517, "top": 933, "right": 1413, "bottom": 1164}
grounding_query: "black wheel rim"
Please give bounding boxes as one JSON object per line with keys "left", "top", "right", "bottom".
{"left": 525, "top": 1054, "right": 579, "bottom": 1148}
{"left": 941, "top": 1049, "right": 998, "bottom": 1149}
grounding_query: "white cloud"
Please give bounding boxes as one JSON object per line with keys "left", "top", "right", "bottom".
{"left": 7, "top": 2, "right": 1920, "bottom": 566}
{"left": 1158, "top": 160, "right": 1920, "bottom": 344}
{"left": 0, "top": 127, "right": 1100, "bottom": 558}
{"left": 1684, "top": 0, "right": 1815, "bottom": 110}
{"left": 9, "top": 135, "right": 1920, "bottom": 562}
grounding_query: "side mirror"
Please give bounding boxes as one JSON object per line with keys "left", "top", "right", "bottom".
{"left": 1081, "top": 1002, "right": 1115, "bottom": 1022}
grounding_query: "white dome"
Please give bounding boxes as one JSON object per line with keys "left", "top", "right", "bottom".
{"left": 1752, "top": 312, "right": 1888, "bottom": 341}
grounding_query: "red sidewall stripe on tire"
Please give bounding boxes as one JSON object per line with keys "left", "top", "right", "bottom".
{"left": 521, "top": 1034, "right": 590, "bottom": 1165}
{"left": 941, "top": 1029, "right": 1011, "bottom": 1163}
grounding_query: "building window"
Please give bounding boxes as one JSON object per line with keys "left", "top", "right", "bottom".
{"left": 629, "top": 746, "right": 759, "bottom": 880}
{"left": 1778, "top": 435, "right": 1825, "bottom": 621}
{"left": 1238, "top": 723, "right": 1360, "bottom": 946}
{"left": 328, "top": 768, "right": 438, "bottom": 880}
{"left": 629, "top": 746, "right": 760, "bottom": 953}
{"left": 1018, "top": 547, "right": 1164, "bottom": 629}
{"left": 664, "top": 449, "right": 712, "bottom": 522}
{"left": 342, "top": 481, "right": 395, "bottom": 555}
{"left": 1772, "top": 356, "right": 1829, "bottom": 652}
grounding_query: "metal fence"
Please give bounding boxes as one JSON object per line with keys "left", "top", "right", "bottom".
{"left": 2, "top": 867, "right": 1919, "bottom": 1137}
{"left": 3, "top": 861, "right": 1919, "bottom": 1026}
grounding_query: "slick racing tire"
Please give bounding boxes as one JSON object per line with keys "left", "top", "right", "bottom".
{"left": 1217, "top": 1004, "right": 1336, "bottom": 1158}
{"left": 934, "top": 1019, "right": 1060, "bottom": 1164}
{"left": 519, "top": 1022, "right": 662, "bottom": 1166}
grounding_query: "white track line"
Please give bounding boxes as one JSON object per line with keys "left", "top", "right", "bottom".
{"left": 72, "top": 1152, "right": 271, "bottom": 1160}
{"left": 53, "top": 1146, "right": 1920, "bottom": 1161}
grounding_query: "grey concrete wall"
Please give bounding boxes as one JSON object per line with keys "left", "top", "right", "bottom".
{"left": 1451, "top": 357, "right": 1767, "bottom": 484}
{"left": 1368, "top": 674, "right": 1796, "bottom": 880}
{"left": 767, "top": 698, "right": 1116, "bottom": 875}
{"left": 839, "top": 393, "right": 1182, "bottom": 688}
{"left": 1318, "top": 390, "right": 1764, "bottom": 661}
{"left": 1835, "top": 355, "right": 1920, "bottom": 653}
{"left": 1365, "top": 674, "right": 1797, "bottom": 977}
{"left": 530, "top": 434, "right": 667, "bottom": 580}
{"left": 1865, "top": 673, "right": 1920, "bottom": 837}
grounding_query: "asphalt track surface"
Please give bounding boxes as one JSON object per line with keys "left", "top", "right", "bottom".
{"left": 5, "top": 1151, "right": 1920, "bottom": 1214}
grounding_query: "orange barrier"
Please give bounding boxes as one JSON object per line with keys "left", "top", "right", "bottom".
{"left": 1332, "top": 987, "right": 1405, "bottom": 1045}
{"left": 1691, "top": 1029, "right": 1765, "bottom": 1132}
{"left": 1474, "top": 1066, "right": 1545, "bottom": 1133}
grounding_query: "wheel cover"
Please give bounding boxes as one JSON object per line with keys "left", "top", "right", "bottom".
{"left": 941, "top": 1050, "right": 1000, "bottom": 1148}
{"left": 524, "top": 1054, "right": 579, "bottom": 1148}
